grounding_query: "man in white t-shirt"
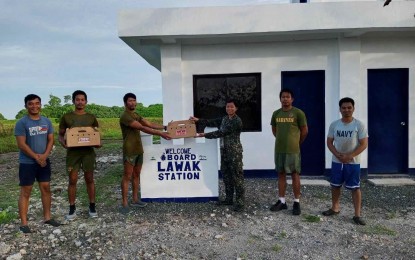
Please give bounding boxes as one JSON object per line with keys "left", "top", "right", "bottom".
{"left": 322, "top": 97, "right": 368, "bottom": 225}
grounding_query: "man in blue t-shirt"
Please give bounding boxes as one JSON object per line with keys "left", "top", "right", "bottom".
{"left": 14, "top": 94, "right": 60, "bottom": 233}
{"left": 322, "top": 97, "right": 368, "bottom": 225}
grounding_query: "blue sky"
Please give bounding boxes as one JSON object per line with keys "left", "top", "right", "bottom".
{"left": 0, "top": 0, "right": 283, "bottom": 119}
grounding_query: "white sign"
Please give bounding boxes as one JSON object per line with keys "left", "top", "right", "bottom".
{"left": 141, "top": 138, "right": 219, "bottom": 201}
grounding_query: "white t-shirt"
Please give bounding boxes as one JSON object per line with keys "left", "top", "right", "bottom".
{"left": 327, "top": 118, "right": 368, "bottom": 164}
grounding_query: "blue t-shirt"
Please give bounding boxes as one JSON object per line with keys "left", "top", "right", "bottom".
{"left": 14, "top": 115, "right": 54, "bottom": 164}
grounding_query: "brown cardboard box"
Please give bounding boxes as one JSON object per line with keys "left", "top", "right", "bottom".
{"left": 167, "top": 120, "right": 196, "bottom": 139}
{"left": 65, "top": 127, "right": 101, "bottom": 147}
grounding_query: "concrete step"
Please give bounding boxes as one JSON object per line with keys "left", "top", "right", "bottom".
{"left": 283, "top": 177, "right": 415, "bottom": 187}
{"left": 367, "top": 178, "right": 415, "bottom": 186}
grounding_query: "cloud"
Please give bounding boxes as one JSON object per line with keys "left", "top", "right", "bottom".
{"left": 0, "top": 45, "right": 32, "bottom": 58}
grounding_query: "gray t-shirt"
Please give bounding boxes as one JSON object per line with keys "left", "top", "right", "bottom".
{"left": 14, "top": 115, "right": 54, "bottom": 164}
{"left": 327, "top": 118, "right": 368, "bottom": 164}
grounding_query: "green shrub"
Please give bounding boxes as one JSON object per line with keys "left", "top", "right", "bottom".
{"left": 0, "top": 118, "right": 163, "bottom": 154}
{"left": 0, "top": 208, "right": 18, "bottom": 224}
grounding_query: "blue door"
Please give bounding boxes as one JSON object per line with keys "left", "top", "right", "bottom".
{"left": 368, "top": 69, "right": 408, "bottom": 173}
{"left": 281, "top": 70, "right": 325, "bottom": 175}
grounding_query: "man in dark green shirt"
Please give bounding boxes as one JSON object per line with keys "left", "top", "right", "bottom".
{"left": 119, "top": 93, "right": 171, "bottom": 214}
{"left": 59, "top": 90, "right": 101, "bottom": 220}
{"left": 270, "top": 88, "right": 308, "bottom": 215}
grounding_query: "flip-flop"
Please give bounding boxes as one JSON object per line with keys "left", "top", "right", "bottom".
{"left": 352, "top": 216, "right": 366, "bottom": 225}
{"left": 322, "top": 209, "right": 340, "bottom": 216}
{"left": 44, "top": 219, "right": 61, "bottom": 227}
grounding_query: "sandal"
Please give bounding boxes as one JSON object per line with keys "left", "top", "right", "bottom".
{"left": 352, "top": 216, "right": 366, "bottom": 225}
{"left": 322, "top": 209, "right": 340, "bottom": 216}
{"left": 44, "top": 219, "right": 61, "bottom": 227}
{"left": 19, "top": 225, "right": 32, "bottom": 234}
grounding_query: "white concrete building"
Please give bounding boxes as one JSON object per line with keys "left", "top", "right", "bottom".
{"left": 118, "top": 0, "right": 415, "bottom": 176}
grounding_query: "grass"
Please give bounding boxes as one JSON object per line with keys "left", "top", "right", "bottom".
{"left": 271, "top": 244, "right": 282, "bottom": 252}
{"left": 95, "top": 165, "right": 123, "bottom": 205}
{"left": 303, "top": 214, "right": 322, "bottom": 223}
{"left": 0, "top": 209, "right": 18, "bottom": 224}
{"left": 0, "top": 141, "right": 124, "bottom": 224}
{"left": 313, "top": 193, "right": 331, "bottom": 201}
{"left": 362, "top": 224, "right": 397, "bottom": 236}
{"left": 0, "top": 182, "right": 19, "bottom": 210}
{"left": 76, "top": 164, "right": 123, "bottom": 207}
{"left": 248, "top": 234, "right": 262, "bottom": 244}
{"left": 386, "top": 212, "right": 397, "bottom": 220}
{"left": 0, "top": 120, "right": 17, "bottom": 154}
{"left": 100, "top": 140, "right": 123, "bottom": 151}
{"left": 0, "top": 182, "right": 45, "bottom": 224}
{"left": 277, "top": 231, "right": 287, "bottom": 239}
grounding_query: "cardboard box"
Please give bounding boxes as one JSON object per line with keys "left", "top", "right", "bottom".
{"left": 65, "top": 127, "right": 101, "bottom": 147}
{"left": 167, "top": 120, "right": 196, "bottom": 139}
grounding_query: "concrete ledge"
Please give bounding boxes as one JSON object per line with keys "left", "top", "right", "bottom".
{"left": 287, "top": 179, "right": 330, "bottom": 186}
{"left": 367, "top": 178, "right": 415, "bottom": 186}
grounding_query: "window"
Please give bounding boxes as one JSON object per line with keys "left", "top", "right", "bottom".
{"left": 193, "top": 73, "right": 262, "bottom": 132}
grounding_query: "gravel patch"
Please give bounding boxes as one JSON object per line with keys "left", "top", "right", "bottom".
{"left": 0, "top": 146, "right": 414, "bottom": 259}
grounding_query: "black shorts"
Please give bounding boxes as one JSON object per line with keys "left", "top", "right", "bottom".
{"left": 19, "top": 160, "right": 51, "bottom": 186}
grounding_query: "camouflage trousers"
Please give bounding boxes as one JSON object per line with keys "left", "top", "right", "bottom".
{"left": 220, "top": 149, "right": 245, "bottom": 207}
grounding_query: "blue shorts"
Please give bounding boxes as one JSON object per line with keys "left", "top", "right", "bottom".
{"left": 19, "top": 160, "right": 51, "bottom": 186}
{"left": 330, "top": 162, "right": 361, "bottom": 190}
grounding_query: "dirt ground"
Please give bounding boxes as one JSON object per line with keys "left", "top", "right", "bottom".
{"left": 1, "top": 143, "right": 415, "bottom": 259}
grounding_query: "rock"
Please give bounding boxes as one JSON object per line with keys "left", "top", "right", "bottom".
{"left": 52, "top": 229, "right": 62, "bottom": 235}
{"left": 78, "top": 223, "right": 87, "bottom": 230}
{"left": 6, "top": 253, "right": 22, "bottom": 260}
{"left": 0, "top": 242, "right": 11, "bottom": 255}
{"left": 52, "top": 186, "right": 64, "bottom": 193}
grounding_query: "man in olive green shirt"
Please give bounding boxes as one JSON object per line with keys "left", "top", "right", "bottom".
{"left": 270, "top": 88, "right": 308, "bottom": 215}
{"left": 59, "top": 90, "right": 101, "bottom": 220}
{"left": 119, "top": 93, "right": 171, "bottom": 214}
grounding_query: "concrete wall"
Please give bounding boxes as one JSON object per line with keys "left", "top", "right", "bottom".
{"left": 118, "top": 1, "right": 415, "bottom": 173}
{"left": 159, "top": 36, "right": 415, "bottom": 171}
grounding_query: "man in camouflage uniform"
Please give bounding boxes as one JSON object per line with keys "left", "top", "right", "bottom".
{"left": 191, "top": 100, "right": 244, "bottom": 212}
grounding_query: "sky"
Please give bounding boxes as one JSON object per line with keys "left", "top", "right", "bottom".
{"left": 0, "top": 0, "right": 285, "bottom": 119}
